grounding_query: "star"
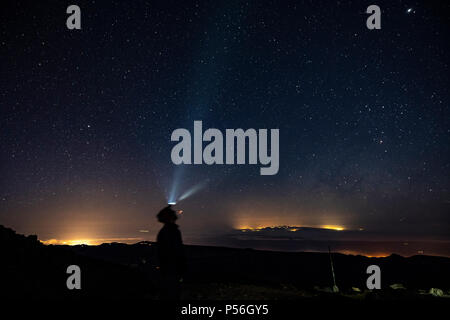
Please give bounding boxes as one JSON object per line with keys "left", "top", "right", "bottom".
{"left": 0, "top": 0, "right": 448, "bottom": 258}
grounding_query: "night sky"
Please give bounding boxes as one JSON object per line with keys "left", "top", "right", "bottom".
{"left": 1, "top": 1, "right": 449, "bottom": 256}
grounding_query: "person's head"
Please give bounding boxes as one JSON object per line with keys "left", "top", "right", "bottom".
{"left": 157, "top": 205, "right": 178, "bottom": 224}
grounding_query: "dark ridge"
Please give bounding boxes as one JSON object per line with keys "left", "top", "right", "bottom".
{"left": 1, "top": 225, "right": 449, "bottom": 299}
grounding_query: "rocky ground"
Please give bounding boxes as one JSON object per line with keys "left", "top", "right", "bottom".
{"left": 1, "top": 225, "right": 449, "bottom": 301}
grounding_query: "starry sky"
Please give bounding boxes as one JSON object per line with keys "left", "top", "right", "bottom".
{"left": 1, "top": 1, "right": 449, "bottom": 255}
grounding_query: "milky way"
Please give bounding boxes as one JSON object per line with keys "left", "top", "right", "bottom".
{"left": 0, "top": 1, "right": 449, "bottom": 255}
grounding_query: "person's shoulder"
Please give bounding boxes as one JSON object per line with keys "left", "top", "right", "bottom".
{"left": 161, "top": 223, "right": 179, "bottom": 232}
{"left": 168, "top": 224, "right": 182, "bottom": 235}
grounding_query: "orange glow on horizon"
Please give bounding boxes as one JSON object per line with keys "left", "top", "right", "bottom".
{"left": 366, "top": 253, "right": 390, "bottom": 258}
{"left": 238, "top": 226, "right": 265, "bottom": 231}
{"left": 42, "top": 239, "right": 92, "bottom": 245}
{"left": 320, "top": 225, "right": 345, "bottom": 231}
{"left": 339, "top": 250, "right": 390, "bottom": 258}
{"left": 41, "top": 237, "right": 143, "bottom": 246}
{"left": 236, "top": 224, "right": 346, "bottom": 232}
{"left": 238, "top": 225, "right": 304, "bottom": 232}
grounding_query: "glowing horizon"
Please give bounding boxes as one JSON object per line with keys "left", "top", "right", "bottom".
{"left": 41, "top": 237, "right": 144, "bottom": 246}
{"left": 236, "top": 224, "right": 346, "bottom": 232}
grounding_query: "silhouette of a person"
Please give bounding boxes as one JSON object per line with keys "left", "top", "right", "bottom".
{"left": 156, "top": 205, "right": 185, "bottom": 300}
